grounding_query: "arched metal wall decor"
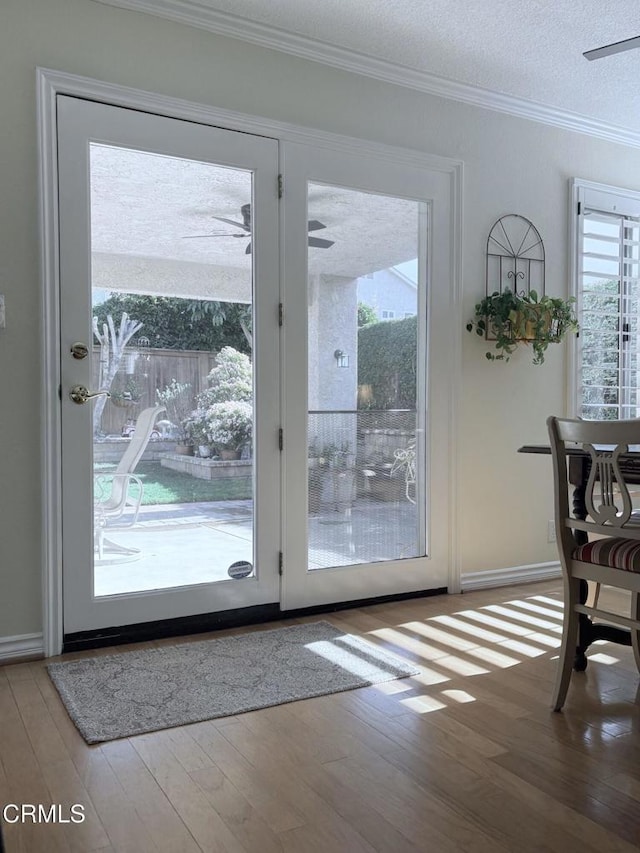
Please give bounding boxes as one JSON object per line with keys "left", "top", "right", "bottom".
{"left": 486, "top": 214, "right": 545, "bottom": 298}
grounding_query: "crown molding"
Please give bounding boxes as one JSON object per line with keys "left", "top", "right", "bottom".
{"left": 92, "top": 0, "right": 640, "bottom": 149}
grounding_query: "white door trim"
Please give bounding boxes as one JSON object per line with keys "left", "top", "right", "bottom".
{"left": 37, "top": 66, "right": 463, "bottom": 656}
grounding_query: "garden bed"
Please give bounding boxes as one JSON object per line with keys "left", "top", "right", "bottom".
{"left": 161, "top": 453, "right": 252, "bottom": 481}
{"left": 94, "top": 439, "right": 176, "bottom": 464}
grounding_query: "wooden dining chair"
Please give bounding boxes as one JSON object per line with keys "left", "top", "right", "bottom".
{"left": 547, "top": 415, "right": 640, "bottom": 711}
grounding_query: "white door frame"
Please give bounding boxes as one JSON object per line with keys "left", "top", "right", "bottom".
{"left": 57, "top": 96, "right": 281, "bottom": 634}
{"left": 280, "top": 141, "right": 455, "bottom": 608}
{"left": 37, "top": 67, "right": 463, "bottom": 656}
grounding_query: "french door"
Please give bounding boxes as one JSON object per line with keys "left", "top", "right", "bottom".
{"left": 56, "top": 95, "right": 453, "bottom": 638}
{"left": 280, "top": 142, "right": 453, "bottom": 608}
{"left": 57, "top": 97, "right": 281, "bottom": 633}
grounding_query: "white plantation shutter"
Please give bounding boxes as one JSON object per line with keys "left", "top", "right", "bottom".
{"left": 576, "top": 183, "right": 640, "bottom": 420}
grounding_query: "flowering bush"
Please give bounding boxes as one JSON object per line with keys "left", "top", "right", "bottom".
{"left": 204, "top": 400, "right": 253, "bottom": 450}
{"left": 197, "top": 347, "right": 252, "bottom": 407}
{"left": 187, "top": 347, "right": 254, "bottom": 453}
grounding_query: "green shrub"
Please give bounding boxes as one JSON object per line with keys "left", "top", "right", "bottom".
{"left": 357, "top": 316, "right": 417, "bottom": 409}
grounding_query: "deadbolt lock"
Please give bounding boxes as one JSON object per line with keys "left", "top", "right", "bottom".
{"left": 70, "top": 342, "right": 89, "bottom": 360}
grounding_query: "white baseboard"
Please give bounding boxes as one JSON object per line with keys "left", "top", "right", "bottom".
{"left": 461, "top": 561, "right": 561, "bottom": 592}
{"left": 0, "top": 633, "right": 44, "bottom": 664}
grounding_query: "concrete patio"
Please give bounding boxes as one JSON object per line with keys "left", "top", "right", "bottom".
{"left": 94, "top": 497, "right": 420, "bottom": 596}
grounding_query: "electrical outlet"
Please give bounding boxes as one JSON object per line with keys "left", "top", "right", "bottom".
{"left": 547, "top": 520, "right": 556, "bottom": 543}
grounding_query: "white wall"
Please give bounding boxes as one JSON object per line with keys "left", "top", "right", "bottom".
{"left": 3, "top": 0, "right": 640, "bottom": 638}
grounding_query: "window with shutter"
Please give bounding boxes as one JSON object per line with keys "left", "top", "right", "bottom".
{"left": 575, "top": 182, "right": 640, "bottom": 420}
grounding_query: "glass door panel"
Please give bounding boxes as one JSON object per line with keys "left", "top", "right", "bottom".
{"left": 58, "top": 96, "right": 280, "bottom": 635}
{"left": 90, "top": 144, "right": 256, "bottom": 595}
{"left": 306, "top": 184, "right": 426, "bottom": 570}
{"left": 280, "top": 140, "right": 452, "bottom": 610}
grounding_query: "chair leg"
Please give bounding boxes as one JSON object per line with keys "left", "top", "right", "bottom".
{"left": 552, "top": 576, "right": 580, "bottom": 712}
{"left": 631, "top": 592, "right": 640, "bottom": 674}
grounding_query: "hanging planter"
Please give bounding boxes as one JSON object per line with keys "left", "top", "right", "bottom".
{"left": 110, "top": 377, "right": 144, "bottom": 408}
{"left": 466, "top": 289, "right": 578, "bottom": 364}
{"left": 111, "top": 395, "right": 141, "bottom": 409}
{"left": 467, "top": 215, "right": 578, "bottom": 364}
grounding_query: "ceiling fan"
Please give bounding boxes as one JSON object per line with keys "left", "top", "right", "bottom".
{"left": 184, "top": 203, "right": 334, "bottom": 253}
{"left": 583, "top": 34, "right": 640, "bottom": 61}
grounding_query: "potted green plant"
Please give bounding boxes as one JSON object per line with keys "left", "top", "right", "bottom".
{"left": 466, "top": 289, "right": 578, "bottom": 364}
{"left": 308, "top": 442, "right": 356, "bottom": 512}
{"left": 205, "top": 400, "right": 253, "bottom": 459}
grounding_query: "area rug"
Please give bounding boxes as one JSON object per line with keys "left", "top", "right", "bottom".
{"left": 47, "top": 621, "right": 419, "bottom": 743}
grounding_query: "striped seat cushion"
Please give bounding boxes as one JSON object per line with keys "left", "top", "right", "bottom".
{"left": 573, "top": 538, "right": 640, "bottom": 572}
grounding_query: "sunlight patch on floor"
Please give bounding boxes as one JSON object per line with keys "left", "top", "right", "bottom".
{"left": 465, "top": 646, "right": 520, "bottom": 668}
{"left": 429, "top": 613, "right": 507, "bottom": 644}
{"left": 409, "top": 668, "right": 451, "bottom": 687}
{"left": 399, "top": 620, "right": 478, "bottom": 651}
{"left": 399, "top": 695, "right": 447, "bottom": 713}
{"left": 433, "top": 655, "right": 490, "bottom": 677}
{"left": 368, "top": 627, "right": 449, "bottom": 662}
{"left": 505, "top": 599, "right": 564, "bottom": 620}
{"left": 497, "top": 637, "right": 550, "bottom": 657}
{"left": 531, "top": 595, "right": 564, "bottom": 608}
{"left": 371, "top": 679, "right": 413, "bottom": 695}
{"left": 588, "top": 652, "right": 620, "bottom": 665}
{"left": 484, "top": 604, "right": 562, "bottom": 632}
{"left": 455, "top": 609, "right": 533, "bottom": 636}
{"left": 440, "top": 689, "right": 476, "bottom": 704}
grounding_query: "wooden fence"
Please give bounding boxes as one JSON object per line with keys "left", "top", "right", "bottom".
{"left": 92, "top": 347, "right": 216, "bottom": 436}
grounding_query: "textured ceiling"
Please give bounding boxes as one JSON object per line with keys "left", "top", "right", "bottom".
{"left": 121, "top": 0, "right": 640, "bottom": 135}
{"left": 90, "top": 144, "right": 422, "bottom": 285}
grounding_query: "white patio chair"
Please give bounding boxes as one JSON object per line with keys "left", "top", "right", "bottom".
{"left": 94, "top": 404, "right": 165, "bottom": 560}
{"left": 391, "top": 441, "right": 416, "bottom": 504}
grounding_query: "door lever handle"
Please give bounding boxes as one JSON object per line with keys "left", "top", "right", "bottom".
{"left": 69, "top": 385, "right": 111, "bottom": 405}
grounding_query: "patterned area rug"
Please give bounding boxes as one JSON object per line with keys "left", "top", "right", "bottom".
{"left": 47, "top": 621, "right": 419, "bottom": 743}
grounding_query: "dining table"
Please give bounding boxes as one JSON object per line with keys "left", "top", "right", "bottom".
{"left": 518, "top": 442, "right": 639, "bottom": 670}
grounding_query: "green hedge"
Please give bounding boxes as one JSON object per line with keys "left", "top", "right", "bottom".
{"left": 358, "top": 316, "right": 417, "bottom": 409}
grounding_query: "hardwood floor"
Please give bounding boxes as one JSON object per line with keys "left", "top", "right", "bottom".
{"left": 1, "top": 580, "right": 640, "bottom": 852}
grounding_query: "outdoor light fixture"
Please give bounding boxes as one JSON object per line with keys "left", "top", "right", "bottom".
{"left": 334, "top": 349, "right": 349, "bottom": 368}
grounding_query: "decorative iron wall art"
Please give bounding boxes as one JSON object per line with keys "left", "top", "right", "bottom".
{"left": 486, "top": 214, "right": 545, "bottom": 299}
{"left": 466, "top": 213, "right": 577, "bottom": 363}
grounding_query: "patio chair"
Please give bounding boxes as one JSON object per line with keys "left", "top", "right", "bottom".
{"left": 391, "top": 441, "right": 416, "bottom": 504}
{"left": 94, "top": 404, "right": 165, "bottom": 560}
{"left": 547, "top": 415, "right": 640, "bottom": 711}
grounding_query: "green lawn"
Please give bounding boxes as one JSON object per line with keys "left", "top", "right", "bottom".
{"left": 94, "top": 461, "right": 252, "bottom": 505}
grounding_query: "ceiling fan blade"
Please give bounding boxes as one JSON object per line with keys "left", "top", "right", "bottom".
{"left": 308, "top": 236, "right": 334, "bottom": 249}
{"left": 182, "top": 232, "right": 240, "bottom": 238}
{"left": 584, "top": 34, "right": 640, "bottom": 60}
{"left": 211, "top": 215, "right": 250, "bottom": 231}
{"left": 307, "top": 219, "right": 327, "bottom": 232}
{"left": 240, "top": 203, "right": 252, "bottom": 230}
